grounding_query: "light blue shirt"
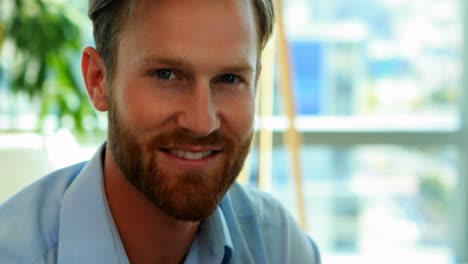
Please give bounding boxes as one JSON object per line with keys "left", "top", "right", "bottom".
{"left": 0, "top": 145, "right": 320, "bottom": 263}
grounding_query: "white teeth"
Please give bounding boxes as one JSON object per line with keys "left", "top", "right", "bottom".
{"left": 169, "top": 149, "right": 213, "bottom": 160}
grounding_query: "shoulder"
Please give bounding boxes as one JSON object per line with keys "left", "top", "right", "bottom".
{"left": 221, "top": 183, "right": 321, "bottom": 263}
{"left": 0, "top": 162, "right": 87, "bottom": 263}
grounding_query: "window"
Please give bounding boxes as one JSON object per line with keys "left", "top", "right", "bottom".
{"left": 248, "top": 0, "right": 464, "bottom": 262}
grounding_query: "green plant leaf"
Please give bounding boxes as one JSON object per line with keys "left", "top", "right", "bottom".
{"left": 3, "top": 0, "right": 98, "bottom": 134}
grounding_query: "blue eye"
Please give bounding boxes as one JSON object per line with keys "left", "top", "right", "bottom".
{"left": 154, "top": 69, "right": 176, "bottom": 80}
{"left": 219, "top": 74, "right": 241, "bottom": 84}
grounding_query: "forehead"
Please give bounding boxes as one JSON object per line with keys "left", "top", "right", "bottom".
{"left": 124, "top": 0, "right": 257, "bottom": 33}
{"left": 116, "top": 0, "right": 259, "bottom": 69}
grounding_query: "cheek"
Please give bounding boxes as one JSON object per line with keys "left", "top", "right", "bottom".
{"left": 117, "top": 79, "right": 177, "bottom": 128}
{"left": 110, "top": 86, "right": 156, "bottom": 141}
{"left": 218, "top": 93, "right": 255, "bottom": 137}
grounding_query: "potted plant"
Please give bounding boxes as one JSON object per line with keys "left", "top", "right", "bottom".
{"left": 0, "top": 0, "right": 97, "bottom": 134}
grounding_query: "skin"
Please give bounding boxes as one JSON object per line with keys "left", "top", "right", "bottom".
{"left": 81, "top": 0, "right": 260, "bottom": 263}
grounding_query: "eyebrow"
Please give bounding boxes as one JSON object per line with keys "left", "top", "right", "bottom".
{"left": 222, "top": 64, "right": 255, "bottom": 74}
{"left": 140, "top": 56, "right": 186, "bottom": 68}
{"left": 139, "top": 56, "right": 256, "bottom": 74}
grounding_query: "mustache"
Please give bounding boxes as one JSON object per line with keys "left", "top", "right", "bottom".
{"left": 147, "top": 129, "right": 235, "bottom": 149}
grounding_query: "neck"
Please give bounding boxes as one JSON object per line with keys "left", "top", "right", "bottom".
{"left": 103, "top": 149, "right": 200, "bottom": 264}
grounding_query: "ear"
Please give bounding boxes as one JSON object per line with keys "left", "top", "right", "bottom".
{"left": 81, "top": 46, "right": 109, "bottom": 112}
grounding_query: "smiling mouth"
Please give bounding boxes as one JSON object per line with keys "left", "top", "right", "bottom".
{"left": 161, "top": 148, "right": 222, "bottom": 160}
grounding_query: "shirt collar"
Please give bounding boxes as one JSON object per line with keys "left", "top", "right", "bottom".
{"left": 185, "top": 200, "right": 234, "bottom": 263}
{"left": 57, "top": 144, "right": 129, "bottom": 263}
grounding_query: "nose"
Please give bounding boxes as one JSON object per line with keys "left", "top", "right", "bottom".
{"left": 177, "top": 82, "right": 220, "bottom": 136}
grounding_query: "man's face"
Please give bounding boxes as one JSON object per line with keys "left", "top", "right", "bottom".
{"left": 107, "top": 0, "right": 259, "bottom": 221}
